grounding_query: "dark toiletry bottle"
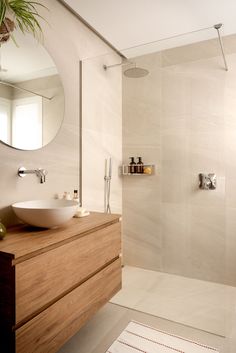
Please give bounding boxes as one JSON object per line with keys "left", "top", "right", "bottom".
{"left": 136, "top": 157, "right": 144, "bottom": 173}
{"left": 129, "top": 157, "right": 136, "bottom": 174}
{"left": 73, "top": 189, "right": 78, "bottom": 200}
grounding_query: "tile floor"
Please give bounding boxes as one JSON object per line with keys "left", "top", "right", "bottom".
{"left": 58, "top": 266, "right": 236, "bottom": 353}
{"left": 58, "top": 303, "right": 232, "bottom": 353}
{"left": 110, "top": 266, "right": 236, "bottom": 336}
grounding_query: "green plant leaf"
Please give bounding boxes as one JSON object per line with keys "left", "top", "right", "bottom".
{"left": 1, "top": 0, "right": 48, "bottom": 38}
{"left": 0, "top": 1, "right": 7, "bottom": 26}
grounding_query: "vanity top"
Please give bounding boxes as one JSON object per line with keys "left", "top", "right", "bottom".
{"left": 0, "top": 212, "right": 121, "bottom": 264}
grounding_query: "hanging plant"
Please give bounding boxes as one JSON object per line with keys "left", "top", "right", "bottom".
{"left": 0, "top": 0, "right": 46, "bottom": 44}
{"left": 0, "top": 17, "right": 15, "bottom": 43}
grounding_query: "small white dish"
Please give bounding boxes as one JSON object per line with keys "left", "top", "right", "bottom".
{"left": 75, "top": 211, "right": 90, "bottom": 218}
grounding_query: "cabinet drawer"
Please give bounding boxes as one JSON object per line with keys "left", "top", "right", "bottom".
{"left": 15, "top": 221, "right": 121, "bottom": 324}
{"left": 16, "top": 258, "right": 121, "bottom": 353}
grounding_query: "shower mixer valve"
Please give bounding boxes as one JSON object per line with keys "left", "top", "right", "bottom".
{"left": 199, "top": 173, "right": 216, "bottom": 190}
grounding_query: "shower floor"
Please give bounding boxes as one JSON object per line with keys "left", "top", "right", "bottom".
{"left": 110, "top": 266, "right": 236, "bottom": 337}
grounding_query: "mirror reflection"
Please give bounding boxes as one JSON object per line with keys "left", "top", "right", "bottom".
{"left": 0, "top": 30, "right": 64, "bottom": 150}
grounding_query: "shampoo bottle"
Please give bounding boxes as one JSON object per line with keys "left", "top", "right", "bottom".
{"left": 129, "top": 157, "right": 136, "bottom": 174}
{"left": 73, "top": 189, "right": 80, "bottom": 206}
{"left": 136, "top": 157, "right": 144, "bottom": 173}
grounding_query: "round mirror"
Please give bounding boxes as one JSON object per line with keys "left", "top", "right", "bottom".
{"left": 0, "top": 30, "right": 64, "bottom": 150}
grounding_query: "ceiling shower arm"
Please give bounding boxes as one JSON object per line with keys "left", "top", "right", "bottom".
{"left": 103, "top": 60, "right": 134, "bottom": 70}
{"left": 103, "top": 60, "right": 149, "bottom": 78}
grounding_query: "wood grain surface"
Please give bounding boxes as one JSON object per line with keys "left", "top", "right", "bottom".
{"left": 16, "top": 258, "right": 121, "bottom": 353}
{"left": 0, "top": 212, "right": 122, "bottom": 353}
{"left": 0, "top": 212, "right": 120, "bottom": 262}
{"left": 15, "top": 222, "right": 121, "bottom": 324}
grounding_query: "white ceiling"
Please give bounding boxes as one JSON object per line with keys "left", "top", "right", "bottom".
{"left": 0, "top": 30, "right": 57, "bottom": 83}
{"left": 64, "top": 0, "right": 236, "bottom": 57}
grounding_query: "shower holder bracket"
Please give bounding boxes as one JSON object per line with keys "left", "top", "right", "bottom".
{"left": 199, "top": 173, "right": 216, "bottom": 190}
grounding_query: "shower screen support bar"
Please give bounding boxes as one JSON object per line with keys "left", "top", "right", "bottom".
{"left": 214, "top": 24, "right": 228, "bottom": 71}
{"left": 113, "top": 23, "right": 229, "bottom": 72}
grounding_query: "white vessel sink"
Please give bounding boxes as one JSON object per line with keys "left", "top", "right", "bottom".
{"left": 12, "top": 200, "right": 78, "bottom": 228}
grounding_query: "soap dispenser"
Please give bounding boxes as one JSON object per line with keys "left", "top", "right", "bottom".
{"left": 136, "top": 157, "right": 144, "bottom": 173}
{"left": 128, "top": 157, "right": 136, "bottom": 174}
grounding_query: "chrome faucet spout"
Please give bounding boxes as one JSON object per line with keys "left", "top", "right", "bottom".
{"left": 36, "top": 169, "right": 47, "bottom": 183}
{"left": 18, "top": 166, "right": 48, "bottom": 184}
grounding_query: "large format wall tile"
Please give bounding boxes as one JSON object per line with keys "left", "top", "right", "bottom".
{"left": 161, "top": 203, "right": 190, "bottom": 276}
{"left": 188, "top": 205, "right": 225, "bottom": 283}
{"left": 162, "top": 70, "right": 191, "bottom": 117}
{"left": 123, "top": 188, "right": 162, "bottom": 271}
{"left": 226, "top": 208, "right": 236, "bottom": 286}
{"left": 123, "top": 35, "right": 236, "bottom": 285}
{"left": 82, "top": 53, "right": 122, "bottom": 213}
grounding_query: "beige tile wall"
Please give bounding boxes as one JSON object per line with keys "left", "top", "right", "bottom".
{"left": 82, "top": 53, "right": 122, "bottom": 213}
{"left": 0, "top": 0, "right": 122, "bottom": 226}
{"left": 123, "top": 35, "right": 236, "bottom": 286}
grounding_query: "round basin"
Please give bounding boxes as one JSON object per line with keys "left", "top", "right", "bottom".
{"left": 12, "top": 199, "right": 78, "bottom": 228}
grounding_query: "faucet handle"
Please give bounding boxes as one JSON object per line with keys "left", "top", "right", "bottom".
{"left": 38, "top": 168, "right": 48, "bottom": 175}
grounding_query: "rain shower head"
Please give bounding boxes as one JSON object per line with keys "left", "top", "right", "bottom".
{"left": 123, "top": 66, "right": 149, "bottom": 78}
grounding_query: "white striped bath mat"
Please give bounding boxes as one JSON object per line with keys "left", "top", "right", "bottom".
{"left": 106, "top": 321, "right": 219, "bottom": 353}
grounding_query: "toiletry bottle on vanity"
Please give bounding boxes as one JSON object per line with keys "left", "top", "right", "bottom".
{"left": 73, "top": 189, "right": 80, "bottom": 206}
{"left": 136, "top": 157, "right": 144, "bottom": 173}
{"left": 63, "top": 191, "right": 72, "bottom": 200}
{"left": 129, "top": 157, "right": 136, "bottom": 174}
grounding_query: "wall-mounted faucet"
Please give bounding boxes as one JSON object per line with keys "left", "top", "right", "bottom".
{"left": 18, "top": 166, "right": 48, "bottom": 184}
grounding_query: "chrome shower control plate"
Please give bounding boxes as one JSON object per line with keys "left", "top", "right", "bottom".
{"left": 199, "top": 173, "right": 216, "bottom": 190}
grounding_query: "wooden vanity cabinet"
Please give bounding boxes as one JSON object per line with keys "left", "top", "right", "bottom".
{"left": 0, "top": 212, "right": 122, "bottom": 353}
